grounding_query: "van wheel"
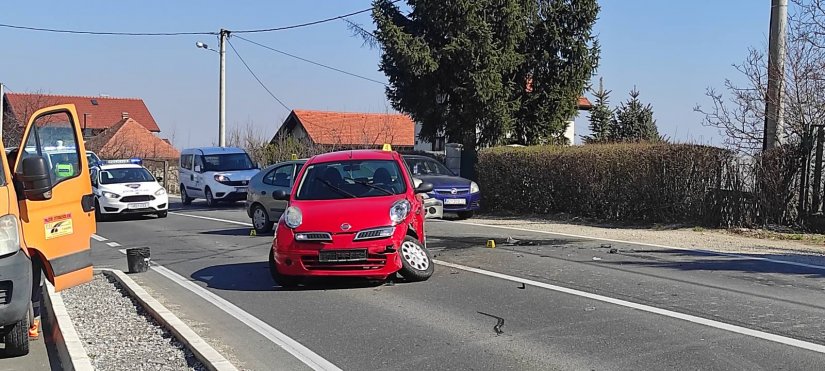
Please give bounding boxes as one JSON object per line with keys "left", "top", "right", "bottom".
{"left": 2, "top": 306, "right": 30, "bottom": 357}
{"left": 205, "top": 187, "right": 218, "bottom": 207}
{"left": 398, "top": 236, "right": 434, "bottom": 282}
{"left": 252, "top": 205, "right": 274, "bottom": 234}
{"left": 269, "top": 249, "right": 301, "bottom": 288}
{"left": 181, "top": 186, "right": 193, "bottom": 206}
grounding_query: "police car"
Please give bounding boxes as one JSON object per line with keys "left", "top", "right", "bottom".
{"left": 91, "top": 159, "right": 168, "bottom": 220}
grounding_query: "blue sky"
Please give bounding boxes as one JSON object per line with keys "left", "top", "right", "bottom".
{"left": 0, "top": 1, "right": 769, "bottom": 147}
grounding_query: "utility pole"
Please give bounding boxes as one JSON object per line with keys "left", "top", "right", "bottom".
{"left": 0, "top": 82, "right": 5, "bottom": 143}
{"left": 218, "top": 29, "right": 229, "bottom": 148}
{"left": 764, "top": 0, "right": 788, "bottom": 151}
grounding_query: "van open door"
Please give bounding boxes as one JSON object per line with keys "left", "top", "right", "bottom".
{"left": 13, "top": 104, "right": 95, "bottom": 291}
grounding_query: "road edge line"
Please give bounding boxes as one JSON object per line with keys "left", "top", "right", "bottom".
{"left": 101, "top": 269, "right": 239, "bottom": 371}
{"left": 43, "top": 282, "right": 94, "bottom": 371}
{"left": 168, "top": 212, "right": 253, "bottom": 227}
{"left": 434, "top": 259, "right": 825, "bottom": 354}
{"left": 442, "top": 220, "right": 825, "bottom": 271}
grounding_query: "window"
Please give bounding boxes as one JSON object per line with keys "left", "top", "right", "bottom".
{"left": 180, "top": 154, "right": 193, "bottom": 170}
{"left": 264, "top": 165, "right": 294, "bottom": 187}
{"left": 90, "top": 168, "right": 98, "bottom": 187}
{"left": 405, "top": 157, "right": 454, "bottom": 176}
{"left": 19, "top": 112, "right": 82, "bottom": 185}
{"left": 194, "top": 155, "right": 204, "bottom": 172}
{"left": 296, "top": 160, "right": 407, "bottom": 200}
{"left": 201, "top": 153, "right": 255, "bottom": 172}
{"left": 100, "top": 168, "right": 155, "bottom": 185}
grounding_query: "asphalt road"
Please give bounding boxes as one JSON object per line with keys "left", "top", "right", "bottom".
{"left": 86, "top": 199, "right": 825, "bottom": 371}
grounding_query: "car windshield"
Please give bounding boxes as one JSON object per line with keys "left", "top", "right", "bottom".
{"left": 405, "top": 157, "right": 454, "bottom": 176}
{"left": 100, "top": 168, "right": 155, "bottom": 184}
{"left": 202, "top": 153, "right": 256, "bottom": 171}
{"left": 296, "top": 160, "right": 407, "bottom": 200}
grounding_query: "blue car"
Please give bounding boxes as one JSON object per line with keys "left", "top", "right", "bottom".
{"left": 403, "top": 155, "right": 480, "bottom": 219}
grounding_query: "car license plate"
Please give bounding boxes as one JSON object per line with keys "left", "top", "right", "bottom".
{"left": 235, "top": 187, "right": 248, "bottom": 193}
{"left": 444, "top": 198, "right": 467, "bottom": 205}
{"left": 127, "top": 202, "right": 149, "bottom": 209}
{"left": 318, "top": 249, "right": 367, "bottom": 263}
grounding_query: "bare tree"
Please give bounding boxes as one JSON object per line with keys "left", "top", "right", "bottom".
{"left": 2, "top": 91, "right": 59, "bottom": 148}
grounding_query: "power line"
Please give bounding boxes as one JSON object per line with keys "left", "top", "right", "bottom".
{"left": 226, "top": 39, "right": 291, "bottom": 113}
{"left": 233, "top": 1, "right": 398, "bottom": 33}
{"left": 0, "top": 23, "right": 215, "bottom": 36}
{"left": 234, "top": 35, "right": 387, "bottom": 86}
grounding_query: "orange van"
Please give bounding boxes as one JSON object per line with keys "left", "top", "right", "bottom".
{"left": 0, "top": 104, "right": 95, "bottom": 356}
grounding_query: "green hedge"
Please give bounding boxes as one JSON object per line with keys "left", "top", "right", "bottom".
{"left": 476, "top": 143, "right": 740, "bottom": 224}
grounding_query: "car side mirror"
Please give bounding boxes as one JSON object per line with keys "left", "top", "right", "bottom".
{"left": 272, "top": 190, "right": 290, "bottom": 200}
{"left": 194, "top": 165, "right": 202, "bottom": 173}
{"left": 156, "top": 176, "right": 163, "bottom": 182}
{"left": 415, "top": 182, "right": 434, "bottom": 194}
{"left": 19, "top": 156, "right": 53, "bottom": 201}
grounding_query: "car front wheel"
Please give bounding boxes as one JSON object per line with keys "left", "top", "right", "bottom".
{"left": 269, "top": 249, "right": 301, "bottom": 288}
{"left": 456, "top": 211, "right": 475, "bottom": 220}
{"left": 398, "top": 236, "right": 434, "bottom": 282}
{"left": 252, "top": 205, "right": 274, "bottom": 234}
{"left": 157, "top": 210, "right": 168, "bottom": 218}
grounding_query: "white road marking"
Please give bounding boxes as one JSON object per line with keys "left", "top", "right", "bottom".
{"left": 92, "top": 234, "right": 108, "bottom": 242}
{"left": 118, "top": 249, "right": 127, "bottom": 254}
{"left": 435, "top": 259, "right": 825, "bottom": 354}
{"left": 438, "top": 220, "right": 825, "bottom": 271}
{"left": 102, "top": 235, "right": 340, "bottom": 371}
{"left": 169, "top": 212, "right": 253, "bottom": 227}
{"left": 130, "top": 212, "right": 825, "bottom": 353}
{"left": 107, "top": 242, "right": 121, "bottom": 247}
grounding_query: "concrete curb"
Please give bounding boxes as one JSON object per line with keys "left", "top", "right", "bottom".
{"left": 43, "top": 282, "right": 95, "bottom": 371}
{"left": 101, "top": 269, "right": 239, "bottom": 371}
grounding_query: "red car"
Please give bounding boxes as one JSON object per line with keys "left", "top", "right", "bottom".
{"left": 268, "top": 149, "right": 435, "bottom": 287}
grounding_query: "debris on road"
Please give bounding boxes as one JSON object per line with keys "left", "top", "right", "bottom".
{"left": 609, "top": 248, "right": 618, "bottom": 254}
{"left": 585, "top": 307, "right": 596, "bottom": 312}
{"left": 477, "top": 311, "right": 505, "bottom": 335}
{"left": 600, "top": 244, "right": 612, "bottom": 249}
{"left": 518, "top": 283, "right": 526, "bottom": 290}
{"left": 504, "top": 236, "right": 536, "bottom": 246}
{"left": 62, "top": 274, "right": 204, "bottom": 371}
{"left": 592, "top": 257, "right": 603, "bottom": 261}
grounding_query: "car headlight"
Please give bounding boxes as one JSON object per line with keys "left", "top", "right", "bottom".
{"left": 102, "top": 191, "right": 121, "bottom": 199}
{"left": 389, "top": 200, "right": 411, "bottom": 225}
{"left": 155, "top": 188, "right": 167, "bottom": 196}
{"left": 0, "top": 215, "right": 20, "bottom": 256}
{"left": 214, "top": 174, "right": 231, "bottom": 183}
{"left": 470, "top": 181, "right": 480, "bottom": 194}
{"left": 284, "top": 206, "right": 302, "bottom": 229}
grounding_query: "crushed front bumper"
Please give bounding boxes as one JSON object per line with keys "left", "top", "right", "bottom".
{"left": 0, "top": 249, "right": 32, "bottom": 327}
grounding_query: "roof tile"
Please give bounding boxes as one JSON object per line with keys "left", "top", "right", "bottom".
{"left": 85, "top": 118, "right": 179, "bottom": 159}
{"left": 292, "top": 109, "right": 415, "bottom": 147}
{"left": 4, "top": 92, "right": 160, "bottom": 132}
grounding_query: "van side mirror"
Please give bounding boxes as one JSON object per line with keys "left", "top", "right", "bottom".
{"left": 415, "top": 182, "right": 434, "bottom": 194}
{"left": 19, "top": 156, "right": 53, "bottom": 200}
{"left": 272, "top": 190, "right": 290, "bottom": 200}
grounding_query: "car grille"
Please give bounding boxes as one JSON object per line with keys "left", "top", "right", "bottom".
{"left": 121, "top": 195, "right": 155, "bottom": 202}
{"left": 0, "top": 281, "right": 11, "bottom": 305}
{"left": 219, "top": 180, "right": 249, "bottom": 186}
{"left": 435, "top": 188, "right": 470, "bottom": 195}
{"left": 301, "top": 254, "right": 387, "bottom": 271}
{"left": 295, "top": 232, "right": 333, "bottom": 242}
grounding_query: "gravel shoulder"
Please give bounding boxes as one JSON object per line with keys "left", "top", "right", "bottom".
{"left": 62, "top": 273, "right": 204, "bottom": 371}
{"left": 467, "top": 215, "right": 825, "bottom": 259}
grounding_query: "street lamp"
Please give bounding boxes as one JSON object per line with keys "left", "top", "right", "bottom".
{"left": 195, "top": 29, "right": 229, "bottom": 147}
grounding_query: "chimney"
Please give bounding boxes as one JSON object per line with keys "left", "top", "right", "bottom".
{"left": 121, "top": 112, "right": 129, "bottom": 120}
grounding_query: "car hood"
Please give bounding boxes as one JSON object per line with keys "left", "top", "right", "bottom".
{"left": 210, "top": 169, "right": 260, "bottom": 181}
{"left": 291, "top": 196, "right": 407, "bottom": 233}
{"left": 414, "top": 175, "right": 472, "bottom": 189}
{"left": 97, "top": 182, "right": 164, "bottom": 196}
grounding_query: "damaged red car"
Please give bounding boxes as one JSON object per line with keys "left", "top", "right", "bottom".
{"left": 268, "top": 148, "right": 435, "bottom": 287}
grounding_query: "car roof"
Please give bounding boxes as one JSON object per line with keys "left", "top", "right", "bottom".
{"left": 308, "top": 149, "right": 398, "bottom": 164}
{"left": 402, "top": 155, "right": 439, "bottom": 161}
{"left": 99, "top": 163, "right": 145, "bottom": 170}
{"left": 181, "top": 147, "right": 247, "bottom": 155}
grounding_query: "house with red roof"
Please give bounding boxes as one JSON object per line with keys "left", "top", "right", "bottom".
{"left": 3, "top": 92, "right": 160, "bottom": 139}
{"left": 272, "top": 109, "right": 415, "bottom": 150}
{"left": 85, "top": 118, "right": 179, "bottom": 160}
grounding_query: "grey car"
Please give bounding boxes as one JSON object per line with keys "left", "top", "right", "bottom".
{"left": 245, "top": 159, "right": 306, "bottom": 233}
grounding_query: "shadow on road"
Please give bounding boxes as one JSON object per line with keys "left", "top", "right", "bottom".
{"left": 198, "top": 227, "right": 267, "bottom": 237}
{"left": 610, "top": 249, "right": 825, "bottom": 278}
{"left": 191, "top": 262, "right": 391, "bottom": 292}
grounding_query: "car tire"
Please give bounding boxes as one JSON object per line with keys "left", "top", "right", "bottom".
{"left": 181, "top": 186, "right": 193, "bottom": 206}
{"left": 157, "top": 210, "right": 168, "bottom": 218}
{"left": 456, "top": 211, "right": 475, "bottom": 220}
{"left": 252, "top": 205, "right": 274, "bottom": 234}
{"left": 205, "top": 187, "right": 218, "bottom": 207}
{"left": 95, "top": 200, "right": 108, "bottom": 222}
{"left": 2, "top": 305, "right": 30, "bottom": 357}
{"left": 398, "top": 236, "right": 434, "bottom": 282}
{"left": 269, "top": 249, "right": 301, "bottom": 288}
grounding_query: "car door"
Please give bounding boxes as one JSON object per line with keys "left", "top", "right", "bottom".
{"left": 179, "top": 154, "right": 193, "bottom": 195}
{"left": 14, "top": 104, "right": 95, "bottom": 292}
{"left": 261, "top": 164, "right": 295, "bottom": 217}
{"left": 191, "top": 154, "right": 205, "bottom": 197}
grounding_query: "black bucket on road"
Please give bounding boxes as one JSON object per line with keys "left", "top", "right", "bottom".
{"left": 126, "top": 247, "right": 151, "bottom": 273}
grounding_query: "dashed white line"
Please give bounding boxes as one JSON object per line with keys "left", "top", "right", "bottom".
{"left": 436, "top": 259, "right": 825, "bottom": 354}
{"left": 92, "top": 234, "right": 108, "bottom": 242}
{"left": 168, "top": 212, "right": 253, "bottom": 227}
{"left": 439, "top": 219, "right": 825, "bottom": 271}
{"left": 101, "top": 234, "right": 341, "bottom": 371}
{"left": 107, "top": 242, "right": 121, "bottom": 247}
